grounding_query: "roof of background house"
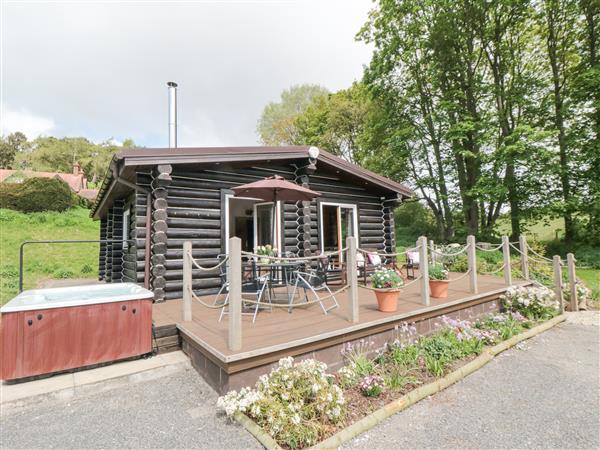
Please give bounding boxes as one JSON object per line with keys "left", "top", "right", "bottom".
{"left": 78, "top": 189, "right": 100, "bottom": 201}
{"left": 0, "top": 169, "right": 87, "bottom": 192}
{"left": 91, "top": 146, "right": 414, "bottom": 218}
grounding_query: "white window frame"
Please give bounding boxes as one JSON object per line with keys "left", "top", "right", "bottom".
{"left": 318, "top": 201, "right": 359, "bottom": 252}
{"left": 122, "top": 208, "right": 130, "bottom": 250}
{"left": 224, "top": 194, "right": 282, "bottom": 255}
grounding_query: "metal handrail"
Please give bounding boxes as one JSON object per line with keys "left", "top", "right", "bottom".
{"left": 18, "top": 239, "right": 133, "bottom": 292}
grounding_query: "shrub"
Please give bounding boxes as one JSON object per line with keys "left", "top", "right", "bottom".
{"left": 217, "top": 357, "right": 345, "bottom": 449}
{"left": 447, "top": 255, "right": 468, "bottom": 272}
{"left": 0, "top": 177, "right": 76, "bottom": 212}
{"left": 501, "top": 285, "right": 558, "bottom": 319}
{"left": 372, "top": 268, "right": 404, "bottom": 289}
{"left": 562, "top": 282, "right": 592, "bottom": 309}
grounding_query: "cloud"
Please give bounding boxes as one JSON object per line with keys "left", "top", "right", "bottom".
{"left": 1, "top": 106, "right": 55, "bottom": 139}
{"left": 1, "top": 1, "right": 373, "bottom": 147}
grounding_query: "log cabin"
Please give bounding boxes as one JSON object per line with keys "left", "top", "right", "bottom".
{"left": 90, "top": 146, "right": 413, "bottom": 301}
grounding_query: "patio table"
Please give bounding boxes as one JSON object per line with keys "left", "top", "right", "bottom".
{"left": 246, "top": 260, "right": 306, "bottom": 306}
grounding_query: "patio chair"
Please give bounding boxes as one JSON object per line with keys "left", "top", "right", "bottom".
{"left": 404, "top": 251, "right": 420, "bottom": 279}
{"left": 317, "top": 254, "right": 346, "bottom": 285}
{"left": 357, "top": 249, "right": 397, "bottom": 284}
{"left": 288, "top": 268, "right": 339, "bottom": 315}
{"left": 218, "top": 259, "right": 272, "bottom": 324}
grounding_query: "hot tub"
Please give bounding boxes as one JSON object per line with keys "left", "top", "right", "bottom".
{"left": 1, "top": 283, "right": 154, "bottom": 381}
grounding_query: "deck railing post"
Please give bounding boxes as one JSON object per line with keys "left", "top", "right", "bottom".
{"left": 519, "top": 235, "right": 529, "bottom": 280}
{"left": 228, "top": 237, "right": 242, "bottom": 351}
{"left": 430, "top": 240, "right": 435, "bottom": 264}
{"left": 567, "top": 253, "right": 578, "bottom": 312}
{"left": 182, "top": 241, "right": 193, "bottom": 322}
{"left": 346, "top": 236, "right": 359, "bottom": 323}
{"left": 467, "top": 235, "right": 478, "bottom": 294}
{"left": 553, "top": 255, "right": 564, "bottom": 313}
{"left": 419, "top": 236, "right": 430, "bottom": 306}
{"left": 502, "top": 236, "right": 512, "bottom": 286}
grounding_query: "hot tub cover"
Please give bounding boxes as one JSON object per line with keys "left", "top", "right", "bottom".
{"left": 1, "top": 283, "right": 154, "bottom": 313}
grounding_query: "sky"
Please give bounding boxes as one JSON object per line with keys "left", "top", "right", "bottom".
{"left": 1, "top": 0, "right": 374, "bottom": 148}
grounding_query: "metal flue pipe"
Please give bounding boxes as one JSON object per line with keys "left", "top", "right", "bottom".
{"left": 167, "top": 81, "right": 178, "bottom": 148}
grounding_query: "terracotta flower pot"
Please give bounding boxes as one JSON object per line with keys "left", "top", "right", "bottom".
{"left": 374, "top": 289, "right": 401, "bottom": 312}
{"left": 429, "top": 279, "right": 449, "bottom": 298}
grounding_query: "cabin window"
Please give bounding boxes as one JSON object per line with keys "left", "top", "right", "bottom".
{"left": 122, "top": 208, "right": 130, "bottom": 250}
{"left": 225, "top": 195, "right": 281, "bottom": 254}
{"left": 319, "top": 202, "right": 358, "bottom": 259}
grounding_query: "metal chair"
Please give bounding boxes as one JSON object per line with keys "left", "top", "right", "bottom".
{"left": 288, "top": 267, "right": 339, "bottom": 315}
{"left": 218, "top": 259, "right": 272, "bottom": 323}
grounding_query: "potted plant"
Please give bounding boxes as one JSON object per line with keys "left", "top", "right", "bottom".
{"left": 371, "top": 268, "right": 404, "bottom": 312}
{"left": 256, "top": 245, "right": 275, "bottom": 264}
{"left": 429, "top": 263, "right": 449, "bottom": 298}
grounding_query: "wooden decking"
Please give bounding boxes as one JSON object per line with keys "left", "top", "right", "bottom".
{"left": 153, "top": 273, "right": 528, "bottom": 372}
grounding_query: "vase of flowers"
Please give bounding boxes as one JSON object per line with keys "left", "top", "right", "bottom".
{"left": 371, "top": 268, "right": 404, "bottom": 312}
{"left": 256, "top": 245, "right": 275, "bottom": 264}
{"left": 429, "top": 263, "right": 449, "bottom": 298}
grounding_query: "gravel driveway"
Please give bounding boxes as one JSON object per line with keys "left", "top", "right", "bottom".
{"left": 1, "top": 366, "right": 260, "bottom": 450}
{"left": 1, "top": 313, "right": 598, "bottom": 449}
{"left": 346, "top": 313, "right": 600, "bottom": 449}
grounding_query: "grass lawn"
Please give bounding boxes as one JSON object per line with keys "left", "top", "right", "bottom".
{"left": 496, "top": 216, "right": 564, "bottom": 241}
{"left": 578, "top": 268, "right": 600, "bottom": 307}
{"left": 0, "top": 208, "right": 99, "bottom": 305}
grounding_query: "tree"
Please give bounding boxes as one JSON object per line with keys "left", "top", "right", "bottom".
{"left": 257, "top": 84, "right": 329, "bottom": 145}
{"left": 541, "top": 0, "right": 582, "bottom": 245}
{"left": 0, "top": 132, "right": 29, "bottom": 169}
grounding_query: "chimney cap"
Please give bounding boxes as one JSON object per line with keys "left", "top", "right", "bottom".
{"left": 167, "top": 81, "right": 178, "bottom": 88}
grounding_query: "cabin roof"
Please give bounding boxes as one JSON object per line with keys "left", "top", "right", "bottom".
{"left": 90, "top": 146, "right": 413, "bottom": 218}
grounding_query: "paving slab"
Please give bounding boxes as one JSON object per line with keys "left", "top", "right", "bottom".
{"left": 1, "top": 351, "right": 189, "bottom": 405}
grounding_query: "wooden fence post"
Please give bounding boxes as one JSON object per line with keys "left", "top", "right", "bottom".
{"left": 567, "top": 253, "right": 578, "bottom": 312}
{"left": 346, "top": 236, "right": 359, "bottom": 323}
{"left": 502, "top": 236, "right": 512, "bottom": 286}
{"left": 553, "top": 255, "right": 564, "bottom": 313}
{"left": 467, "top": 235, "right": 478, "bottom": 294}
{"left": 182, "top": 241, "right": 193, "bottom": 322}
{"left": 519, "top": 235, "right": 529, "bottom": 280}
{"left": 228, "top": 237, "right": 242, "bottom": 351}
{"left": 419, "top": 236, "right": 430, "bottom": 306}
{"left": 430, "top": 240, "right": 435, "bottom": 264}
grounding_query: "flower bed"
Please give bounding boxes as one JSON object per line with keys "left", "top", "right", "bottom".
{"left": 217, "top": 287, "right": 560, "bottom": 449}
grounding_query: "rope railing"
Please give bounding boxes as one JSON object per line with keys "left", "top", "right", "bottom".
{"left": 447, "top": 270, "right": 471, "bottom": 282}
{"left": 525, "top": 243, "right": 556, "bottom": 263}
{"left": 188, "top": 252, "right": 229, "bottom": 271}
{"left": 431, "top": 245, "right": 469, "bottom": 257}
{"left": 475, "top": 243, "right": 503, "bottom": 252}
{"left": 356, "top": 245, "right": 421, "bottom": 258}
{"left": 231, "top": 285, "right": 350, "bottom": 308}
{"left": 240, "top": 248, "right": 348, "bottom": 261}
{"left": 478, "top": 263, "right": 506, "bottom": 276}
{"left": 180, "top": 232, "right": 584, "bottom": 352}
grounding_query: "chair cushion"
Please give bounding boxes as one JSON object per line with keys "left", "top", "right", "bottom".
{"left": 368, "top": 253, "right": 382, "bottom": 266}
{"left": 406, "top": 251, "right": 420, "bottom": 264}
{"left": 356, "top": 252, "right": 365, "bottom": 267}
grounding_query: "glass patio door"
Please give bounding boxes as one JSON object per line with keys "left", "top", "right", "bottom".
{"left": 253, "top": 202, "right": 281, "bottom": 255}
{"left": 320, "top": 203, "right": 358, "bottom": 262}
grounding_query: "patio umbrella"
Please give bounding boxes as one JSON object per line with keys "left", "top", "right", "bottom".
{"left": 232, "top": 175, "right": 321, "bottom": 255}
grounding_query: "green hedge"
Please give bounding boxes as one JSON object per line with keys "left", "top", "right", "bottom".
{"left": 0, "top": 177, "right": 76, "bottom": 212}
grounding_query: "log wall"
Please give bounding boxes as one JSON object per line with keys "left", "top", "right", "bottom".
{"left": 103, "top": 160, "right": 398, "bottom": 300}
